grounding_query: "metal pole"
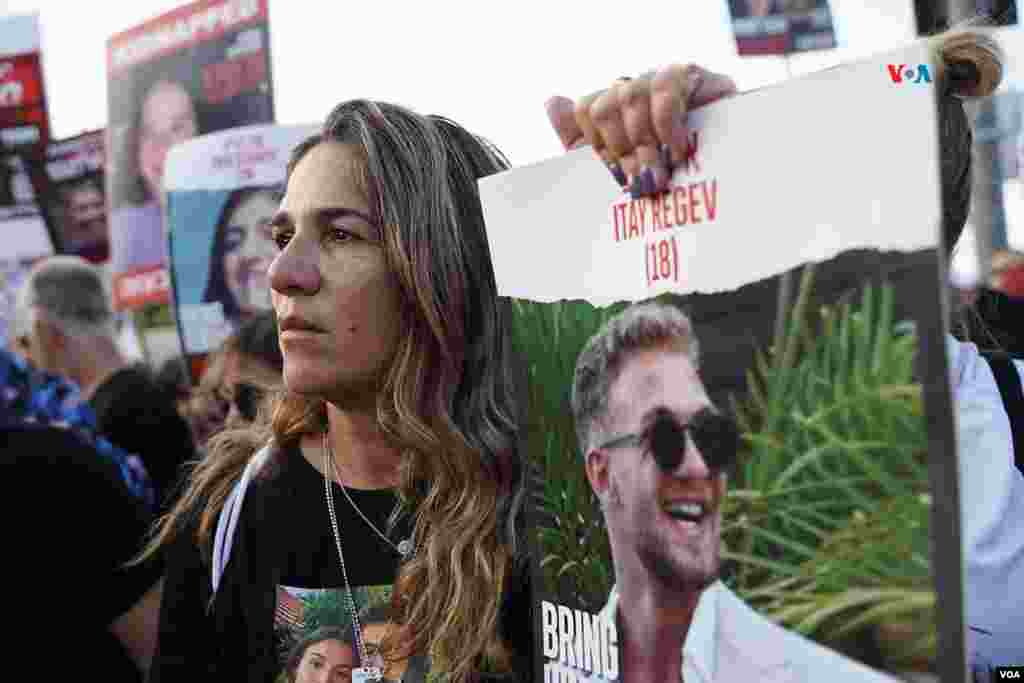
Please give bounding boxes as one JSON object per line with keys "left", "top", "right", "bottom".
{"left": 939, "top": 5, "right": 976, "bottom": 683}
{"left": 971, "top": 108, "right": 1004, "bottom": 281}
{"left": 774, "top": 55, "right": 796, "bottom": 350}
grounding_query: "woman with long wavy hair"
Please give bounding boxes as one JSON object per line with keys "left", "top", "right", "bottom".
{"left": 143, "top": 101, "right": 530, "bottom": 682}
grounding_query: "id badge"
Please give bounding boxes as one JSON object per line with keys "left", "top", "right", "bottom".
{"left": 352, "top": 667, "right": 383, "bottom": 682}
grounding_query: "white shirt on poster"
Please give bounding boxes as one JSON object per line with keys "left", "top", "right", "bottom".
{"left": 583, "top": 580, "right": 897, "bottom": 683}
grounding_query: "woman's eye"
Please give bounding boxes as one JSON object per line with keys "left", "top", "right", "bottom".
{"left": 224, "top": 226, "right": 246, "bottom": 252}
{"left": 326, "top": 225, "right": 357, "bottom": 243}
{"left": 272, "top": 230, "right": 292, "bottom": 250}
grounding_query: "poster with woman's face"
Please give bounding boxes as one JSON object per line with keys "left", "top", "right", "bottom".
{"left": 42, "top": 131, "right": 108, "bottom": 264}
{"left": 479, "top": 40, "right": 974, "bottom": 683}
{"left": 0, "top": 13, "right": 53, "bottom": 351}
{"left": 0, "top": 153, "right": 52, "bottom": 352}
{"left": 106, "top": 0, "right": 274, "bottom": 311}
{"left": 165, "top": 124, "right": 316, "bottom": 356}
{"left": 727, "top": 0, "right": 836, "bottom": 56}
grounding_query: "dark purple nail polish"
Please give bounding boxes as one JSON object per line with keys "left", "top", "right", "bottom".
{"left": 640, "top": 166, "right": 656, "bottom": 195}
{"left": 652, "top": 165, "right": 669, "bottom": 190}
{"left": 608, "top": 162, "right": 627, "bottom": 187}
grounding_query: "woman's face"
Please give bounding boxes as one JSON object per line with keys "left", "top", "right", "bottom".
{"left": 222, "top": 191, "right": 278, "bottom": 313}
{"left": 268, "top": 142, "right": 404, "bottom": 404}
{"left": 137, "top": 80, "right": 198, "bottom": 201}
{"left": 295, "top": 639, "right": 355, "bottom": 683}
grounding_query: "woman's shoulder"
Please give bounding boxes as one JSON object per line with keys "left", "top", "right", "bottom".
{"left": 946, "top": 335, "right": 1024, "bottom": 394}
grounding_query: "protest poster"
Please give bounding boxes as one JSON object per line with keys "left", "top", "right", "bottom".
{"left": 42, "top": 130, "right": 108, "bottom": 264}
{"left": 0, "top": 12, "right": 49, "bottom": 151}
{"left": 0, "top": 153, "right": 52, "bottom": 350}
{"left": 0, "top": 13, "right": 53, "bottom": 350}
{"left": 727, "top": 0, "right": 837, "bottom": 56}
{"left": 480, "top": 39, "right": 974, "bottom": 682}
{"left": 106, "top": 0, "right": 274, "bottom": 311}
{"left": 165, "top": 123, "right": 314, "bottom": 374}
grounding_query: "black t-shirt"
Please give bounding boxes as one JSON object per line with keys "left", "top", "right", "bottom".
{"left": 956, "top": 286, "right": 1024, "bottom": 355}
{"left": 88, "top": 364, "right": 196, "bottom": 512}
{"left": 151, "top": 443, "right": 535, "bottom": 682}
{"left": 0, "top": 422, "right": 164, "bottom": 682}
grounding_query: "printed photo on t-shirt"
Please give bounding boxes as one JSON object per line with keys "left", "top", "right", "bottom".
{"left": 274, "top": 583, "right": 431, "bottom": 683}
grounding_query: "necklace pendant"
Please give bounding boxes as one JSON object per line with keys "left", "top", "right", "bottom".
{"left": 352, "top": 666, "right": 383, "bottom": 682}
{"left": 397, "top": 538, "right": 413, "bottom": 558}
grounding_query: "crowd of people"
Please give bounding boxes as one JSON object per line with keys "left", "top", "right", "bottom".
{"left": 1, "top": 17, "right": 1023, "bottom": 683}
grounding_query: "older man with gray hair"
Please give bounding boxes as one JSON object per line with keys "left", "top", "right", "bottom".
{"left": 571, "top": 300, "right": 896, "bottom": 683}
{"left": 17, "top": 255, "right": 195, "bottom": 511}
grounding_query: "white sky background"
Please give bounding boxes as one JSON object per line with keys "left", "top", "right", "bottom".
{"left": 10, "top": 0, "right": 992, "bottom": 277}
{"left": 5, "top": 0, "right": 916, "bottom": 166}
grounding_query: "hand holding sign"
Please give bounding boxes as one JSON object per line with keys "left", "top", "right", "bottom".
{"left": 545, "top": 64, "right": 737, "bottom": 197}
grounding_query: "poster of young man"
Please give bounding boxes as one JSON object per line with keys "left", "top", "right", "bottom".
{"left": 165, "top": 123, "right": 314, "bottom": 367}
{"left": 479, "top": 39, "right": 991, "bottom": 683}
{"left": 726, "top": 0, "right": 836, "bottom": 56}
{"left": 43, "top": 131, "right": 108, "bottom": 264}
{"left": 106, "top": 0, "right": 274, "bottom": 311}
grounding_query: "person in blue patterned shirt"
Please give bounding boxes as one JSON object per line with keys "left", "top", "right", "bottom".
{"left": 0, "top": 345, "right": 156, "bottom": 510}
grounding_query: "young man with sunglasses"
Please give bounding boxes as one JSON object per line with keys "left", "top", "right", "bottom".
{"left": 572, "top": 301, "right": 896, "bottom": 683}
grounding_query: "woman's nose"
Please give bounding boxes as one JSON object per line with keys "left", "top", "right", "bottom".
{"left": 268, "top": 235, "right": 321, "bottom": 295}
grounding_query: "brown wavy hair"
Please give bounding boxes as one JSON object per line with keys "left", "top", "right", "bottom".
{"left": 140, "top": 101, "right": 524, "bottom": 681}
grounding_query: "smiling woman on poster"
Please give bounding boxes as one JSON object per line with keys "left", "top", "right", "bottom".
{"left": 105, "top": 1, "right": 275, "bottom": 309}
{"left": 108, "top": 64, "right": 201, "bottom": 278}
{"left": 202, "top": 184, "right": 279, "bottom": 327}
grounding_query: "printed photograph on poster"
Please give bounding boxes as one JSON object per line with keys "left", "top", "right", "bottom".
{"left": 727, "top": 0, "right": 836, "bottom": 56}
{"left": 106, "top": 0, "right": 274, "bottom": 311}
{"left": 481, "top": 40, "right": 964, "bottom": 683}
{"left": 0, "top": 13, "right": 49, "bottom": 151}
{"left": 0, "top": 154, "right": 53, "bottom": 350}
{"left": 42, "top": 131, "right": 108, "bottom": 264}
{"left": 165, "top": 124, "right": 315, "bottom": 357}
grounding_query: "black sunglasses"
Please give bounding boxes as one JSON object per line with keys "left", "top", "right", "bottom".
{"left": 595, "top": 406, "right": 740, "bottom": 473}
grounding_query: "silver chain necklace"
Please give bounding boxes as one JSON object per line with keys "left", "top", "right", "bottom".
{"left": 322, "top": 446, "right": 383, "bottom": 683}
{"left": 321, "top": 432, "right": 414, "bottom": 559}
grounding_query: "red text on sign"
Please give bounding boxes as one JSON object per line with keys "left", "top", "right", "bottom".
{"left": 613, "top": 179, "right": 718, "bottom": 243}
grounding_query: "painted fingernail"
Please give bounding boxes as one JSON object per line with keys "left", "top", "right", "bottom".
{"left": 652, "top": 165, "right": 669, "bottom": 191}
{"left": 608, "top": 161, "right": 627, "bottom": 187}
{"left": 640, "top": 166, "right": 656, "bottom": 195}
